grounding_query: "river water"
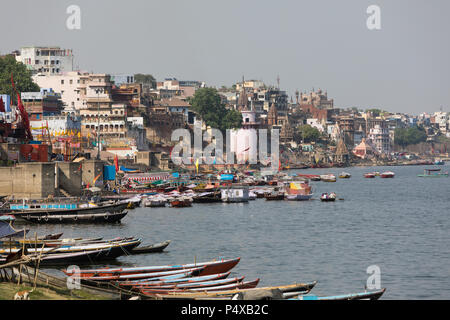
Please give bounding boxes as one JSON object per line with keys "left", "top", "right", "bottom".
{"left": 20, "top": 164, "right": 449, "bottom": 299}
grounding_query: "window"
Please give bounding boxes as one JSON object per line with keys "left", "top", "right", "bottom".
{"left": 70, "top": 79, "right": 73, "bottom": 85}
{"left": 61, "top": 80, "right": 64, "bottom": 85}
{"left": 35, "top": 60, "right": 40, "bottom": 64}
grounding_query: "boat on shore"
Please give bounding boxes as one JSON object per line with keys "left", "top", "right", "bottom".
{"left": 221, "top": 187, "right": 249, "bottom": 203}
{"left": 192, "top": 192, "right": 222, "bottom": 203}
{"left": 295, "top": 288, "right": 386, "bottom": 300}
{"left": 130, "top": 240, "right": 171, "bottom": 254}
{"left": 170, "top": 199, "right": 192, "bottom": 208}
{"left": 62, "top": 257, "right": 241, "bottom": 279}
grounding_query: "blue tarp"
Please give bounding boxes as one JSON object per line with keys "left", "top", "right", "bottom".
{"left": 103, "top": 165, "right": 116, "bottom": 181}
{"left": 0, "top": 221, "right": 29, "bottom": 239}
{"left": 172, "top": 172, "right": 180, "bottom": 178}
{"left": 220, "top": 174, "right": 234, "bottom": 181}
{"left": 120, "top": 166, "right": 138, "bottom": 172}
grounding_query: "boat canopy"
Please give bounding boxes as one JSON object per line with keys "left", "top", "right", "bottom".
{"left": 0, "top": 221, "right": 29, "bottom": 239}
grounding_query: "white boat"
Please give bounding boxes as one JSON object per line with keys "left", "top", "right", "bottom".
{"left": 221, "top": 187, "right": 249, "bottom": 203}
{"left": 320, "top": 174, "right": 336, "bottom": 182}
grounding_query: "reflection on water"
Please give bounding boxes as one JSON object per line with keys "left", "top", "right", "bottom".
{"left": 16, "top": 165, "right": 450, "bottom": 299}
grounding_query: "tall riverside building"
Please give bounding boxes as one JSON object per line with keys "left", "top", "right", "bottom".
{"left": 15, "top": 46, "right": 74, "bottom": 75}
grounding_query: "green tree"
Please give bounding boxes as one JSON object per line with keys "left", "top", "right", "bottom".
{"left": 295, "top": 124, "right": 320, "bottom": 143}
{"left": 394, "top": 126, "right": 427, "bottom": 147}
{"left": 134, "top": 73, "right": 156, "bottom": 88}
{"left": 190, "top": 87, "right": 242, "bottom": 132}
{"left": 0, "top": 55, "right": 39, "bottom": 103}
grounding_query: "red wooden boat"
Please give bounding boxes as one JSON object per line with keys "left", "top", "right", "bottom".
{"left": 62, "top": 257, "right": 241, "bottom": 278}
{"left": 380, "top": 171, "right": 395, "bottom": 178}
{"left": 364, "top": 173, "right": 376, "bottom": 178}
{"left": 170, "top": 199, "right": 192, "bottom": 208}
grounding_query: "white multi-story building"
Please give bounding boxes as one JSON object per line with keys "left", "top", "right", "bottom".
{"left": 15, "top": 46, "right": 73, "bottom": 75}
{"left": 368, "top": 124, "right": 390, "bottom": 155}
{"left": 433, "top": 112, "right": 448, "bottom": 133}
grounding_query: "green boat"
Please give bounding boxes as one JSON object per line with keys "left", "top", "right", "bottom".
{"left": 417, "top": 168, "right": 449, "bottom": 178}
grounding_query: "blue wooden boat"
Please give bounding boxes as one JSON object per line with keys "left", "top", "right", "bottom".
{"left": 294, "top": 288, "right": 386, "bottom": 300}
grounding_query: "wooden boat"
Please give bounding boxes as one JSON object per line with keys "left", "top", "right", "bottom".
{"left": 320, "top": 193, "right": 336, "bottom": 202}
{"left": 170, "top": 199, "right": 192, "bottom": 208}
{"left": 284, "top": 182, "right": 313, "bottom": 201}
{"left": 434, "top": 160, "right": 445, "bottom": 165}
{"left": 0, "top": 239, "right": 141, "bottom": 258}
{"left": 140, "top": 279, "right": 260, "bottom": 295}
{"left": 295, "top": 288, "right": 386, "bottom": 300}
{"left": 137, "top": 276, "right": 245, "bottom": 291}
{"left": 119, "top": 272, "right": 231, "bottom": 289}
{"left": 130, "top": 240, "right": 171, "bottom": 254}
{"left": 364, "top": 173, "right": 376, "bottom": 178}
{"left": 338, "top": 172, "right": 351, "bottom": 179}
{"left": 0, "top": 247, "right": 134, "bottom": 266}
{"left": 221, "top": 187, "right": 249, "bottom": 203}
{"left": 320, "top": 174, "right": 336, "bottom": 182}
{"left": 264, "top": 192, "right": 285, "bottom": 201}
{"left": 192, "top": 192, "right": 222, "bottom": 203}
{"left": 417, "top": 168, "right": 449, "bottom": 178}
{"left": 380, "top": 171, "right": 395, "bottom": 178}
{"left": 11, "top": 201, "right": 128, "bottom": 217}
{"left": 13, "top": 210, "right": 128, "bottom": 224}
{"left": 62, "top": 257, "right": 241, "bottom": 278}
{"left": 155, "top": 281, "right": 317, "bottom": 299}
{"left": 77, "top": 266, "right": 206, "bottom": 283}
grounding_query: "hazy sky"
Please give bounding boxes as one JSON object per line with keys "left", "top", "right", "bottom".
{"left": 1, "top": 0, "right": 449, "bottom": 114}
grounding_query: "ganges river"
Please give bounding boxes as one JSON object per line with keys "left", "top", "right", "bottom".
{"left": 17, "top": 164, "right": 450, "bottom": 299}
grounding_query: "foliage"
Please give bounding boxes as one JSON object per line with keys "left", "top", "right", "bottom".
{"left": 0, "top": 55, "right": 40, "bottom": 104}
{"left": 394, "top": 126, "right": 427, "bottom": 147}
{"left": 366, "top": 108, "right": 386, "bottom": 117}
{"left": 190, "top": 87, "right": 242, "bottom": 132}
{"left": 134, "top": 73, "right": 156, "bottom": 88}
{"left": 294, "top": 124, "right": 321, "bottom": 143}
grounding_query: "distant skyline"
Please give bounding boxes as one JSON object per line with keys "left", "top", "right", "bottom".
{"left": 1, "top": 0, "right": 449, "bottom": 115}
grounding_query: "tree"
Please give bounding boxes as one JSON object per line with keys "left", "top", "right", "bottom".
{"left": 0, "top": 55, "right": 40, "bottom": 103}
{"left": 134, "top": 73, "right": 156, "bottom": 88}
{"left": 190, "top": 87, "right": 242, "bottom": 132}
{"left": 295, "top": 124, "right": 320, "bottom": 143}
{"left": 394, "top": 126, "right": 427, "bottom": 147}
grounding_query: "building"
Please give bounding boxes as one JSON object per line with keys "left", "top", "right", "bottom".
{"left": 15, "top": 46, "right": 73, "bottom": 75}
{"left": 368, "top": 124, "right": 390, "bottom": 155}
{"left": 229, "top": 85, "right": 260, "bottom": 163}
{"left": 33, "top": 71, "right": 85, "bottom": 111}
{"left": 299, "top": 89, "right": 334, "bottom": 109}
{"left": 21, "top": 89, "right": 63, "bottom": 121}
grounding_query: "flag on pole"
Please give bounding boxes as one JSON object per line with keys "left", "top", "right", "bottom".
{"left": 114, "top": 154, "right": 119, "bottom": 172}
{"left": 0, "top": 97, "right": 5, "bottom": 113}
{"left": 93, "top": 173, "right": 102, "bottom": 184}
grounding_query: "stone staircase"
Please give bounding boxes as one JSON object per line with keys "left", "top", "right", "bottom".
{"left": 58, "top": 188, "right": 72, "bottom": 198}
